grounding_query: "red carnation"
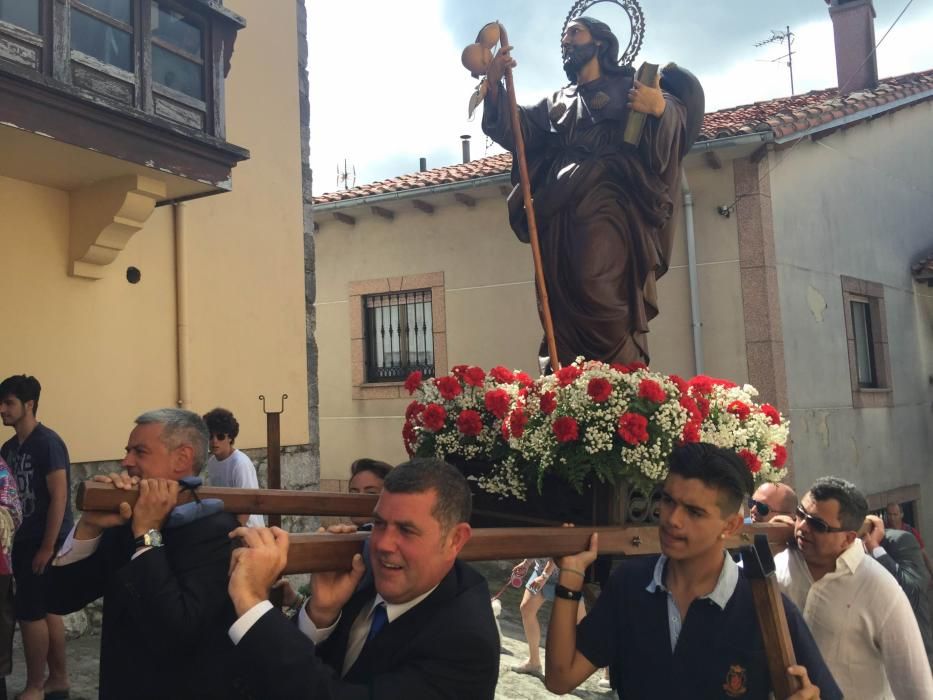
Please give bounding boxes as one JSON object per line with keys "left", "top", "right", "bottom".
{"left": 695, "top": 396, "right": 711, "bottom": 419}
{"left": 555, "top": 365, "right": 582, "bottom": 386}
{"left": 679, "top": 396, "right": 702, "bottom": 422}
{"left": 405, "top": 401, "right": 425, "bottom": 420}
{"left": 539, "top": 391, "right": 557, "bottom": 414}
{"left": 404, "top": 371, "right": 423, "bottom": 395}
{"left": 688, "top": 375, "right": 714, "bottom": 395}
{"left": 617, "top": 413, "right": 649, "bottom": 445}
{"left": 552, "top": 416, "right": 579, "bottom": 443}
{"left": 587, "top": 377, "right": 613, "bottom": 403}
{"left": 463, "top": 366, "right": 486, "bottom": 388}
{"left": 610, "top": 363, "right": 629, "bottom": 373}
{"left": 450, "top": 365, "right": 469, "bottom": 379}
{"left": 772, "top": 444, "right": 787, "bottom": 468}
{"left": 435, "top": 376, "right": 462, "bottom": 400}
{"left": 760, "top": 404, "right": 782, "bottom": 426}
{"left": 514, "top": 371, "right": 534, "bottom": 388}
{"left": 727, "top": 401, "right": 751, "bottom": 421}
{"left": 638, "top": 379, "right": 666, "bottom": 404}
{"left": 402, "top": 421, "right": 417, "bottom": 455}
{"left": 738, "top": 449, "right": 762, "bottom": 474}
{"left": 421, "top": 403, "right": 446, "bottom": 431}
{"left": 509, "top": 408, "right": 528, "bottom": 438}
{"left": 682, "top": 420, "right": 701, "bottom": 443}
{"left": 489, "top": 365, "right": 515, "bottom": 384}
{"left": 628, "top": 361, "right": 648, "bottom": 371}
{"left": 668, "top": 374, "right": 688, "bottom": 394}
{"left": 484, "top": 388, "right": 511, "bottom": 419}
{"left": 456, "top": 409, "right": 483, "bottom": 436}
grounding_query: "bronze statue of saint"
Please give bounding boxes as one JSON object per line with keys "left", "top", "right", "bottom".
{"left": 482, "top": 17, "right": 703, "bottom": 368}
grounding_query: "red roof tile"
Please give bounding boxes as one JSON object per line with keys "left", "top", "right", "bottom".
{"left": 314, "top": 70, "right": 933, "bottom": 205}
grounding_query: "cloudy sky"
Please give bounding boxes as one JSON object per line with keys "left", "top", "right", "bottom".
{"left": 306, "top": 0, "right": 932, "bottom": 196}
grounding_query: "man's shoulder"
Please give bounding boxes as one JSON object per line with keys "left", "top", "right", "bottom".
{"left": 232, "top": 450, "right": 255, "bottom": 468}
{"left": 33, "top": 423, "right": 65, "bottom": 445}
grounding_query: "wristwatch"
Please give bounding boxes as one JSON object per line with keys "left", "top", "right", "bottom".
{"left": 134, "top": 529, "right": 164, "bottom": 549}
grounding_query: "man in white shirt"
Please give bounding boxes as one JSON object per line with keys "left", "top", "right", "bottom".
{"left": 775, "top": 476, "right": 933, "bottom": 699}
{"left": 202, "top": 407, "right": 264, "bottom": 527}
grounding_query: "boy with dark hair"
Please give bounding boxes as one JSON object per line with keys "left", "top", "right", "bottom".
{"left": 202, "top": 408, "right": 264, "bottom": 527}
{"left": 0, "top": 375, "right": 71, "bottom": 700}
{"left": 545, "top": 443, "right": 841, "bottom": 699}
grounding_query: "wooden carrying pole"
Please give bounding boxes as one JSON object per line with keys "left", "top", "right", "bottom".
{"left": 498, "top": 22, "right": 560, "bottom": 372}
{"left": 281, "top": 523, "right": 791, "bottom": 575}
{"left": 259, "top": 394, "right": 287, "bottom": 527}
{"left": 743, "top": 534, "right": 802, "bottom": 698}
{"left": 77, "top": 481, "right": 379, "bottom": 518}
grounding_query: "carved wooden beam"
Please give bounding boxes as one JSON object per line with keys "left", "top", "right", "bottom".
{"left": 281, "top": 523, "right": 792, "bottom": 574}
{"left": 704, "top": 151, "right": 722, "bottom": 170}
{"left": 454, "top": 192, "right": 476, "bottom": 208}
{"left": 371, "top": 205, "right": 394, "bottom": 221}
{"left": 77, "top": 481, "right": 378, "bottom": 517}
{"left": 411, "top": 199, "right": 435, "bottom": 214}
{"left": 333, "top": 212, "right": 356, "bottom": 226}
{"left": 69, "top": 175, "right": 166, "bottom": 280}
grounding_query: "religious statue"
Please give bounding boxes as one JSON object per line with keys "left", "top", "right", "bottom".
{"left": 465, "top": 6, "right": 704, "bottom": 368}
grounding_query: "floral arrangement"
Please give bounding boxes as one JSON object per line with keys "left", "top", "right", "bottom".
{"left": 403, "top": 358, "right": 789, "bottom": 501}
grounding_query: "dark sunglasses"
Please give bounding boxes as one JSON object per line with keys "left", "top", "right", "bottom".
{"left": 748, "top": 498, "right": 791, "bottom": 517}
{"left": 795, "top": 506, "right": 847, "bottom": 534}
{"left": 211, "top": 433, "right": 228, "bottom": 441}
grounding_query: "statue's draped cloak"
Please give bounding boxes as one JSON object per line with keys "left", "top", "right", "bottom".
{"left": 482, "top": 73, "right": 688, "bottom": 366}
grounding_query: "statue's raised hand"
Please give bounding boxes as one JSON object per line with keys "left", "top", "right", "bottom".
{"left": 486, "top": 45, "right": 516, "bottom": 86}
{"left": 628, "top": 74, "right": 666, "bottom": 117}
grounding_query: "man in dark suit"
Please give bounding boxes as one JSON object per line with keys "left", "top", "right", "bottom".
{"left": 46, "top": 409, "right": 249, "bottom": 700}
{"left": 862, "top": 513, "right": 933, "bottom": 663}
{"left": 227, "top": 459, "right": 500, "bottom": 699}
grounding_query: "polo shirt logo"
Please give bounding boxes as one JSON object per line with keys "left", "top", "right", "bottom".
{"left": 723, "top": 664, "right": 747, "bottom": 697}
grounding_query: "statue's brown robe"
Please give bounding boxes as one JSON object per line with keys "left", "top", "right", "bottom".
{"left": 483, "top": 72, "right": 688, "bottom": 367}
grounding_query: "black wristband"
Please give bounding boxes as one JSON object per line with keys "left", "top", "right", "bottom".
{"left": 554, "top": 584, "right": 583, "bottom": 601}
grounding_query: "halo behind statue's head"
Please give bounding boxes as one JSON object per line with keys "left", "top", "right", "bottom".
{"left": 563, "top": 0, "right": 645, "bottom": 67}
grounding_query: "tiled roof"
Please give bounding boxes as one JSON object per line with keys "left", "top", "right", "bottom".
{"left": 912, "top": 250, "right": 933, "bottom": 284}
{"left": 314, "top": 69, "right": 933, "bottom": 205}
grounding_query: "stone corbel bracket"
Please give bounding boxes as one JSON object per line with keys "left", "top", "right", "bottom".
{"left": 69, "top": 175, "right": 166, "bottom": 279}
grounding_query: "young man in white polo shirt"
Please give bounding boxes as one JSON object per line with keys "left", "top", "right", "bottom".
{"left": 775, "top": 476, "right": 933, "bottom": 699}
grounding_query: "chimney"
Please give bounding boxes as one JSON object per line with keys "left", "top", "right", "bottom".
{"left": 826, "top": 0, "right": 878, "bottom": 94}
{"left": 460, "top": 135, "right": 471, "bottom": 163}
{"left": 419, "top": 157, "right": 427, "bottom": 172}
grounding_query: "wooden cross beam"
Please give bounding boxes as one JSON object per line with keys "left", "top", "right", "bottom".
{"left": 76, "top": 481, "right": 792, "bottom": 574}
{"left": 281, "top": 523, "right": 792, "bottom": 574}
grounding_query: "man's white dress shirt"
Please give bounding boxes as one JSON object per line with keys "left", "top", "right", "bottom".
{"left": 775, "top": 540, "right": 933, "bottom": 699}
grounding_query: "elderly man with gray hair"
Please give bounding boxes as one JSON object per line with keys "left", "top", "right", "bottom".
{"left": 46, "top": 409, "right": 250, "bottom": 700}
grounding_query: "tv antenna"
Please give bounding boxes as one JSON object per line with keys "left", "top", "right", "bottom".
{"left": 337, "top": 159, "right": 356, "bottom": 190}
{"left": 755, "top": 25, "right": 796, "bottom": 95}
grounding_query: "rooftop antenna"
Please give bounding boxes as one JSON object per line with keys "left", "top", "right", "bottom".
{"left": 755, "top": 25, "right": 796, "bottom": 95}
{"left": 336, "top": 158, "right": 356, "bottom": 190}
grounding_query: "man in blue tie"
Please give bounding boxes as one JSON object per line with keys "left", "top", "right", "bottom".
{"left": 227, "top": 459, "right": 500, "bottom": 699}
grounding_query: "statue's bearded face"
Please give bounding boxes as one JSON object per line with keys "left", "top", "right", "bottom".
{"left": 562, "top": 40, "right": 598, "bottom": 74}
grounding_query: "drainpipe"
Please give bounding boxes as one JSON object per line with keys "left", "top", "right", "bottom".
{"left": 174, "top": 203, "right": 190, "bottom": 409}
{"left": 682, "top": 171, "right": 704, "bottom": 375}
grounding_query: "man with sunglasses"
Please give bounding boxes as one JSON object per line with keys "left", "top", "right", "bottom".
{"left": 203, "top": 407, "right": 264, "bottom": 528}
{"left": 749, "top": 482, "right": 798, "bottom": 523}
{"left": 775, "top": 476, "right": 933, "bottom": 698}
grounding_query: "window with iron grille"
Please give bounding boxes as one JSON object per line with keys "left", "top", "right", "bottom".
{"left": 364, "top": 290, "right": 434, "bottom": 383}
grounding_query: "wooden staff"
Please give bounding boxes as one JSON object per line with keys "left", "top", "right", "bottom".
{"left": 498, "top": 22, "right": 560, "bottom": 372}
{"left": 76, "top": 481, "right": 378, "bottom": 517}
{"left": 280, "top": 523, "right": 792, "bottom": 575}
{"left": 259, "top": 394, "right": 287, "bottom": 527}
{"left": 743, "top": 534, "right": 801, "bottom": 698}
